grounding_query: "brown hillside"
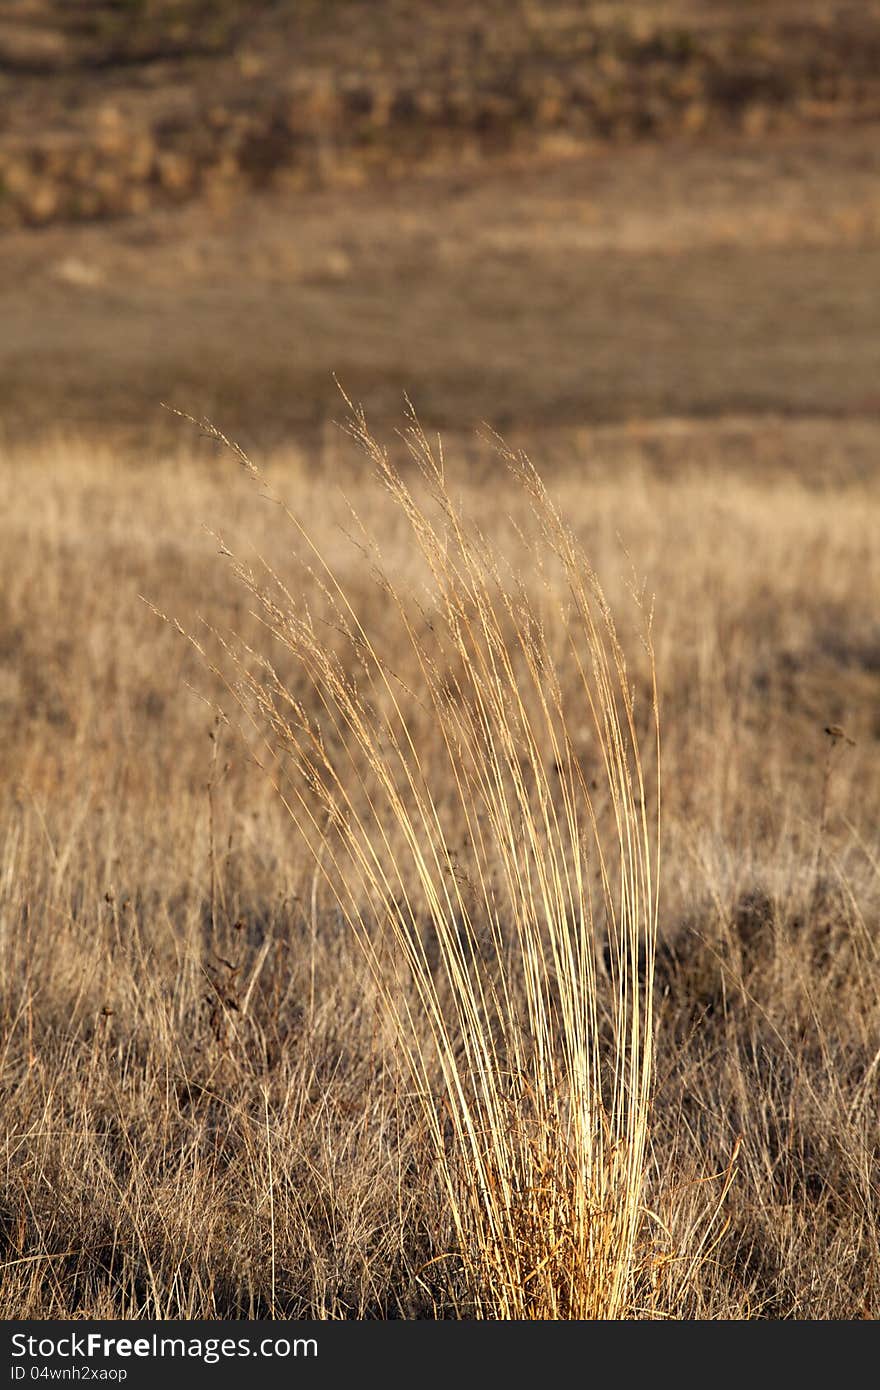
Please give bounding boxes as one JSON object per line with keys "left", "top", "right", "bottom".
{"left": 4, "top": 1, "right": 880, "bottom": 228}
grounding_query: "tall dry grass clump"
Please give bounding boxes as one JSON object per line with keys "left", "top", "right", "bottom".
{"left": 176, "top": 403, "right": 661, "bottom": 1318}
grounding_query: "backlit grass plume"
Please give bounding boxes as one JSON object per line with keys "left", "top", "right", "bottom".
{"left": 197, "top": 401, "right": 661, "bottom": 1318}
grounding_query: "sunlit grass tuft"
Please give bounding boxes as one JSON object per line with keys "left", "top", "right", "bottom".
{"left": 199, "top": 403, "right": 661, "bottom": 1317}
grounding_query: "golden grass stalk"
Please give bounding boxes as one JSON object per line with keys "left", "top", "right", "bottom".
{"left": 194, "top": 402, "right": 660, "bottom": 1318}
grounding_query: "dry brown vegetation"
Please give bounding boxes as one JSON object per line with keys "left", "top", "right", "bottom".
{"left": 4, "top": 2, "right": 880, "bottom": 1322}
{"left": 5, "top": 0, "right": 880, "bottom": 229}
{"left": 1, "top": 413, "right": 878, "bottom": 1318}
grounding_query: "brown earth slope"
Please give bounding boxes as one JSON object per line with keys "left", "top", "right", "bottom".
{"left": 3, "top": 123, "right": 880, "bottom": 448}
{"left": 3, "top": 1, "right": 880, "bottom": 228}
{"left": 3, "top": 3, "right": 880, "bottom": 448}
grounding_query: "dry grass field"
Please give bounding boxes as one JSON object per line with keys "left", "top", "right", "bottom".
{"left": 1, "top": 414, "right": 878, "bottom": 1318}
{"left": 3, "top": 0, "right": 880, "bottom": 1324}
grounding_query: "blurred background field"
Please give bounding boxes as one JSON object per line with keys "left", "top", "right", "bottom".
{"left": 2, "top": 2, "right": 880, "bottom": 1319}
{"left": 2, "top": 0, "right": 880, "bottom": 446}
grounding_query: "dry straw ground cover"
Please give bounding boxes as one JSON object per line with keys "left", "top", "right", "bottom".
{"left": 1, "top": 418, "right": 878, "bottom": 1317}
